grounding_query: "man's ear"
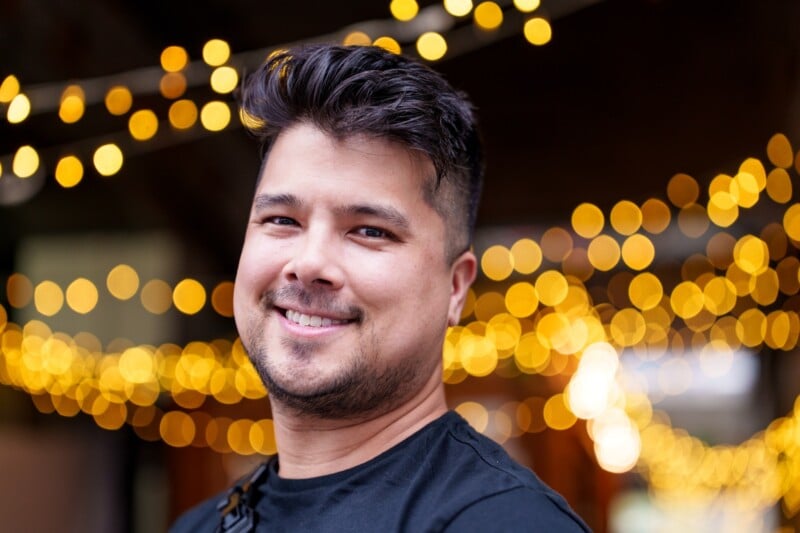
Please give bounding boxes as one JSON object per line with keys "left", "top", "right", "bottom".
{"left": 447, "top": 250, "right": 477, "bottom": 326}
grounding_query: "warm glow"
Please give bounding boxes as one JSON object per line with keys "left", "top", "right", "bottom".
{"left": 343, "top": 31, "right": 371, "bottom": 46}
{"left": 523, "top": 18, "right": 552, "bottom": 46}
{"left": 766, "top": 133, "right": 793, "bottom": 168}
{"left": 481, "top": 245, "right": 514, "bottom": 281}
{"left": 621, "top": 234, "right": 655, "bottom": 270}
{"left": 543, "top": 394, "right": 576, "bottom": 430}
{"left": 610, "top": 200, "right": 642, "bottom": 235}
{"left": 160, "top": 45, "right": 189, "bottom": 72}
{"left": 782, "top": 204, "right": 800, "bottom": 241}
{"left": 667, "top": 172, "right": 699, "bottom": 208}
{"left": 159, "top": 72, "right": 187, "bottom": 99}
{"left": 6, "top": 273, "right": 33, "bottom": 308}
{"left": 105, "top": 86, "right": 133, "bottom": 116}
{"left": 141, "top": 279, "right": 172, "bottom": 314}
{"left": 128, "top": 109, "right": 159, "bottom": 141}
{"left": 0, "top": 74, "right": 20, "bottom": 103}
{"left": 210, "top": 66, "right": 239, "bottom": 94}
{"left": 510, "top": 239, "right": 542, "bottom": 274}
{"left": 390, "top": 0, "right": 419, "bottom": 21}
{"left": 628, "top": 273, "right": 663, "bottom": 310}
{"left": 444, "top": 0, "right": 473, "bottom": 17}
{"left": 200, "top": 101, "right": 231, "bottom": 131}
{"left": 766, "top": 168, "right": 792, "bottom": 203}
{"left": 513, "top": 0, "right": 540, "bottom": 12}
{"left": 535, "top": 270, "right": 568, "bottom": 307}
{"left": 540, "top": 227, "right": 573, "bottom": 262}
{"left": 373, "top": 36, "right": 401, "bottom": 54}
{"left": 65, "top": 278, "right": 98, "bottom": 314}
{"left": 474, "top": 2, "right": 503, "bottom": 30}
{"left": 733, "top": 235, "right": 769, "bottom": 275}
{"left": 572, "top": 203, "right": 604, "bottom": 238}
{"left": 168, "top": 99, "right": 198, "bottom": 129}
{"left": 587, "top": 235, "right": 620, "bottom": 271}
{"left": 59, "top": 85, "right": 85, "bottom": 123}
{"left": 211, "top": 281, "right": 235, "bottom": 317}
{"left": 93, "top": 143, "right": 124, "bottom": 176}
{"left": 12, "top": 145, "right": 39, "bottom": 178}
{"left": 54, "top": 155, "right": 84, "bottom": 188}
{"left": 107, "top": 264, "right": 140, "bottom": 300}
{"left": 456, "top": 401, "right": 489, "bottom": 432}
{"left": 7, "top": 93, "right": 31, "bottom": 123}
{"left": 34, "top": 281, "right": 64, "bottom": 317}
{"left": 173, "top": 278, "right": 207, "bottom": 315}
{"left": 202, "top": 39, "right": 231, "bottom": 66}
{"left": 416, "top": 32, "right": 447, "bottom": 61}
{"left": 640, "top": 198, "right": 671, "bottom": 234}
{"left": 505, "top": 282, "right": 539, "bottom": 318}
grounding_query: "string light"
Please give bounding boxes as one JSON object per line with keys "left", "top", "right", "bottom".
{"left": 7, "top": 93, "right": 31, "bottom": 123}
{"left": 523, "top": 18, "right": 552, "bottom": 46}
{"left": 473, "top": 1, "right": 503, "bottom": 30}
{"left": 390, "top": 0, "right": 419, "bottom": 21}
{"left": 416, "top": 32, "right": 448, "bottom": 61}
{"left": 202, "top": 39, "right": 231, "bottom": 67}
{"left": 12, "top": 145, "right": 40, "bottom": 178}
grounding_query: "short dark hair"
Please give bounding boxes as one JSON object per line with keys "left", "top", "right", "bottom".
{"left": 239, "top": 44, "right": 483, "bottom": 261}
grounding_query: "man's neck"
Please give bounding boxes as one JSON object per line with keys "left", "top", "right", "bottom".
{"left": 269, "top": 373, "right": 448, "bottom": 479}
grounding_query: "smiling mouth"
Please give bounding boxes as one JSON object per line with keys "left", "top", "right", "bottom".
{"left": 279, "top": 308, "right": 357, "bottom": 328}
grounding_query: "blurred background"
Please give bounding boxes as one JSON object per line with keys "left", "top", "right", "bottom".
{"left": 2, "top": 0, "right": 800, "bottom": 531}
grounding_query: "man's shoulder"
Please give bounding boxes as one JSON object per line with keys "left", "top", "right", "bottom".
{"left": 429, "top": 412, "right": 591, "bottom": 531}
{"left": 169, "top": 492, "right": 221, "bottom": 533}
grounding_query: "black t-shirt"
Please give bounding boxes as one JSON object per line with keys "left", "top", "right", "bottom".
{"left": 171, "top": 411, "right": 591, "bottom": 532}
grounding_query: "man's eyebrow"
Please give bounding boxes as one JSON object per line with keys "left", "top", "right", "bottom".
{"left": 252, "top": 193, "right": 302, "bottom": 210}
{"left": 335, "top": 203, "right": 411, "bottom": 231}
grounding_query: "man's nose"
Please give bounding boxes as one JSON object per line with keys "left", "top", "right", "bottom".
{"left": 282, "top": 229, "right": 344, "bottom": 289}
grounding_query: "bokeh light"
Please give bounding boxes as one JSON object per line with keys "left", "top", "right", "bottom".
{"left": 572, "top": 203, "right": 604, "bottom": 238}
{"left": 210, "top": 66, "right": 239, "bottom": 94}
{"left": 444, "top": 0, "right": 473, "bottom": 17}
{"left": 416, "top": 32, "right": 447, "bottom": 60}
{"left": 373, "top": 36, "right": 401, "bottom": 54}
{"left": 168, "top": 100, "right": 198, "bottom": 129}
{"left": 105, "top": 86, "right": 133, "bottom": 116}
{"left": 65, "top": 278, "right": 99, "bottom": 314}
{"left": 0, "top": 74, "right": 20, "bottom": 103}
{"left": 93, "top": 144, "right": 124, "bottom": 176}
{"left": 7, "top": 93, "right": 31, "bottom": 124}
{"left": 513, "top": 0, "right": 540, "bottom": 12}
{"left": 474, "top": 2, "right": 503, "bottom": 30}
{"left": 128, "top": 109, "right": 159, "bottom": 141}
{"left": 523, "top": 18, "right": 552, "bottom": 45}
{"left": 54, "top": 155, "right": 84, "bottom": 188}
{"left": 390, "top": 0, "right": 419, "bottom": 21}
{"left": 106, "top": 264, "right": 139, "bottom": 300}
{"left": 59, "top": 85, "right": 85, "bottom": 124}
{"left": 173, "top": 279, "right": 207, "bottom": 315}
{"left": 202, "top": 39, "right": 231, "bottom": 66}
{"left": 12, "top": 145, "right": 39, "bottom": 178}
{"left": 200, "top": 101, "right": 231, "bottom": 131}
{"left": 160, "top": 45, "right": 189, "bottom": 72}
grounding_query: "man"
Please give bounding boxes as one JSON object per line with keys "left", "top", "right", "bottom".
{"left": 172, "top": 44, "right": 590, "bottom": 532}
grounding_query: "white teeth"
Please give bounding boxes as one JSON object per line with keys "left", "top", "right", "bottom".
{"left": 285, "top": 310, "right": 346, "bottom": 327}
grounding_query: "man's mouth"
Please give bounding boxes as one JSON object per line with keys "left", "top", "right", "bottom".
{"left": 281, "top": 308, "right": 354, "bottom": 328}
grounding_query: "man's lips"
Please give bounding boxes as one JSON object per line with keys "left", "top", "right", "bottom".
{"left": 274, "top": 306, "right": 359, "bottom": 328}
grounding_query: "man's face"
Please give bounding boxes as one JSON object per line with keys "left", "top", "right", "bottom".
{"left": 233, "top": 122, "right": 475, "bottom": 419}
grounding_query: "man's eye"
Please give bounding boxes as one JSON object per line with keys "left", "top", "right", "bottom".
{"left": 355, "top": 226, "right": 393, "bottom": 239}
{"left": 265, "top": 216, "right": 297, "bottom": 226}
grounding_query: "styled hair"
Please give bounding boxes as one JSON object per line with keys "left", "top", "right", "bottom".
{"left": 239, "top": 43, "right": 484, "bottom": 259}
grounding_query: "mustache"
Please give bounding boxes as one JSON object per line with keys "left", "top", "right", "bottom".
{"left": 262, "top": 285, "right": 364, "bottom": 321}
